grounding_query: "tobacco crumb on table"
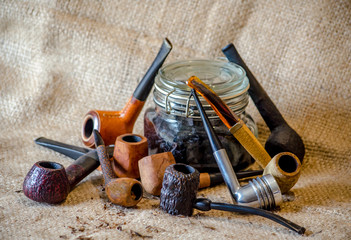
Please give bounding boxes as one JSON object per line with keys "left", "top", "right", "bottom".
{"left": 130, "top": 230, "right": 153, "bottom": 238}
{"left": 145, "top": 225, "right": 159, "bottom": 233}
{"left": 76, "top": 235, "right": 92, "bottom": 240}
{"left": 68, "top": 226, "right": 77, "bottom": 233}
{"left": 204, "top": 226, "right": 216, "bottom": 231}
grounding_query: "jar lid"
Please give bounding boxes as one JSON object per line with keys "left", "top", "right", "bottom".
{"left": 153, "top": 59, "right": 250, "bottom": 118}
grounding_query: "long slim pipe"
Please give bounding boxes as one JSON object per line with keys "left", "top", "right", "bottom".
{"left": 192, "top": 89, "right": 241, "bottom": 197}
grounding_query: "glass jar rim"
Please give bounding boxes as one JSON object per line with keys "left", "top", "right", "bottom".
{"left": 157, "top": 59, "right": 248, "bottom": 95}
{"left": 153, "top": 59, "right": 250, "bottom": 118}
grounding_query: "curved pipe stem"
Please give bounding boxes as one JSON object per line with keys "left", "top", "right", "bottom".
{"left": 194, "top": 198, "right": 306, "bottom": 235}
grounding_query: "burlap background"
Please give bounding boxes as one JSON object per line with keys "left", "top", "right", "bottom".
{"left": 1, "top": 0, "right": 350, "bottom": 239}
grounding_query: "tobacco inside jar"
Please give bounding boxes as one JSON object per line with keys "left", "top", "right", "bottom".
{"left": 144, "top": 59, "right": 257, "bottom": 172}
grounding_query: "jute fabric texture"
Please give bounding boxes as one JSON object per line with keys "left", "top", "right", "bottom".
{"left": 0, "top": 1, "right": 350, "bottom": 239}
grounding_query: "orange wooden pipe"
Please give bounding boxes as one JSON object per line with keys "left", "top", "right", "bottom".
{"left": 82, "top": 38, "right": 172, "bottom": 147}
{"left": 112, "top": 133, "right": 148, "bottom": 179}
{"left": 82, "top": 98, "right": 145, "bottom": 147}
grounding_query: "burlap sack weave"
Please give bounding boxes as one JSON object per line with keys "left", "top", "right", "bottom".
{"left": 0, "top": 1, "right": 350, "bottom": 239}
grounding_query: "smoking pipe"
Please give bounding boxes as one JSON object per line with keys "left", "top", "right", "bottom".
{"left": 138, "top": 151, "right": 263, "bottom": 196}
{"left": 23, "top": 150, "right": 101, "bottom": 204}
{"left": 187, "top": 77, "right": 302, "bottom": 194}
{"left": 191, "top": 89, "right": 282, "bottom": 209}
{"left": 82, "top": 38, "right": 173, "bottom": 147}
{"left": 93, "top": 130, "right": 143, "bottom": 207}
{"left": 222, "top": 43, "right": 305, "bottom": 162}
{"left": 112, "top": 133, "right": 148, "bottom": 179}
{"left": 160, "top": 164, "right": 305, "bottom": 235}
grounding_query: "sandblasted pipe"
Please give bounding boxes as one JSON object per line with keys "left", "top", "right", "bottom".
{"left": 93, "top": 130, "right": 143, "bottom": 207}
{"left": 160, "top": 164, "right": 305, "bottom": 235}
{"left": 82, "top": 38, "right": 172, "bottom": 147}
{"left": 138, "top": 151, "right": 263, "bottom": 196}
{"left": 222, "top": 43, "right": 305, "bottom": 162}
{"left": 23, "top": 150, "right": 100, "bottom": 204}
{"left": 192, "top": 90, "right": 282, "bottom": 209}
{"left": 187, "top": 77, "right": 302, "bottom": 193}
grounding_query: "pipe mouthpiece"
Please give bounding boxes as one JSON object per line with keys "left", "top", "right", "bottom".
{"left": 164, "top": 37, "right": 173, "bottom": 50}
{"left": 93, "top": 129, "right": 105, "bottom": 147}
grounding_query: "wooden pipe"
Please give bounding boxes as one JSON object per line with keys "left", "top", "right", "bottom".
{"left": 160, "top": 164, "right": 200, "bottom": 216}
{"left": 138, "top": 152, "right": 176, "bottom": 196}
{"left": 222, "top": 43, "right": 305, "bottom": 162}
{"left": 264, "top": 152, "right": 301, "bottom": 194}
{"left": 187, "top": 76, "right": 301, "bottom": 193}
{"left": 82, "top": 38, "right": 172, "bottom": 147}
{"left": 23, "top": 151, "right": 100, "bottom": 204}
{"left": 138, "top": 152, "right": 264, "bottom": 196}
{"left": 112, "top": 133, "right": 148, "bottom": 179}
{"left": 160, "top": 164, "right": 305, "bottom": 235}
{"left": 94, "top": 130, "right": 143, "bottom": 207}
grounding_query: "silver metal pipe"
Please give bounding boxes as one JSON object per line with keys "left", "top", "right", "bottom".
{"left": 213, "top": 149, "right": 241, "bottom": 201}
{"left": 213, "top": 148, "right": 282, "bottom": 210}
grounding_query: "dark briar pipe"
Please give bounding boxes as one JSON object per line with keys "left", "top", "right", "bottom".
{"left": 93, "top": 130, "right": 143, "bottom": 207}
{"left": 160, "top": 164, "right": 305, "bottom": 235}
{"left": 222, "top": 43, "right": 305, "bottom": 162}
{"left": 82, "top": 38, "right": 172, "bottom": 147}
{"left": 23, "top": 150, "right": 100, "bottom": 204}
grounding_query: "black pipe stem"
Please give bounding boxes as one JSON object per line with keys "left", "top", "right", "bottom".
{"left": 194, "top": 198, "right": 305, "bottom": 235}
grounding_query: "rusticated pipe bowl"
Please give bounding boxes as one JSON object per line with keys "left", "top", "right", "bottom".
{"left": 23, "top": 161, "right": 70, "bottom": 204}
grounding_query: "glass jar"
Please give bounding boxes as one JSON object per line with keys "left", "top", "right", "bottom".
{"left": 144, "top": 59, "right": 257, "bottom": 172}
